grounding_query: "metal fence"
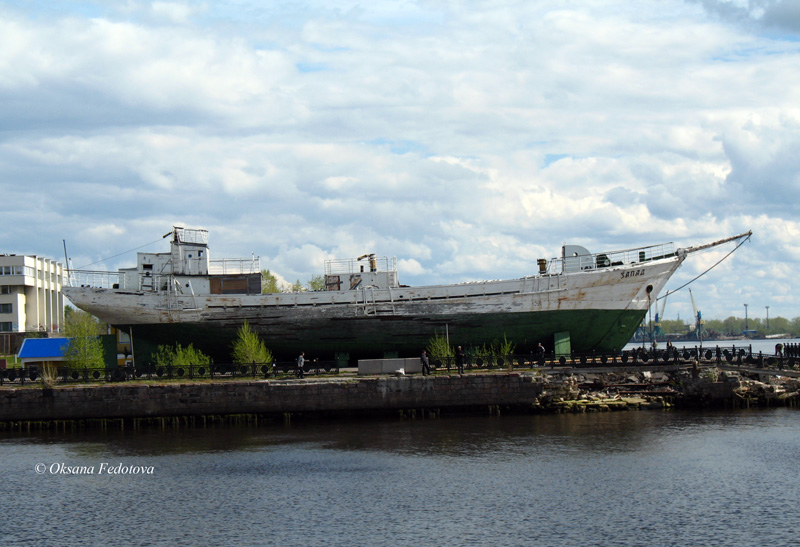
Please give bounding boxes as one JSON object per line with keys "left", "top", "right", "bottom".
{"left": 0, "top": 360, "right": 340, "bottom": 386}
{"left": 2, "top": 345, "right": 797, "bottom": 386}
{"left": 431, "top": 344, "right": 797, "bottom": 371}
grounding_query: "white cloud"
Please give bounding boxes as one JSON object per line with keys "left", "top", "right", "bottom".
{"left": 150, "top": 2, "right": 197, "bottom": 24}
{"left": 0, "top": 0, "right": 798, "bottom": 321}
{"left": 397, "top": 258, "right": 424, "bottom": 276}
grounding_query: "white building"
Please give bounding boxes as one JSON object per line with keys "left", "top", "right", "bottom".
{"left": 0, "top": 255, "right": 64, "bottom": 334}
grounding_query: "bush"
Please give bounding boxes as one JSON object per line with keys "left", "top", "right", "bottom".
{"left": 40, "top": 363, "right": 59, "bottom": 388}
{"left": 426, "top": 333, "right": 453, "bottom": 365}
{"left": 475, "top": 335, "right": 516, "bottom": 366}
{"left": 154, "top": 343, "right": 210, "bottom": 369}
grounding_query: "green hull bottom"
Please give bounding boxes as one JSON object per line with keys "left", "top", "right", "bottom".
{"left": 125, "top": 308, "right": 647, "bottom": 366}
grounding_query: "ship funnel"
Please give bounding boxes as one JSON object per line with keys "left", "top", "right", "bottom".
{"left": 358, "top": 253, "right": 378, "bottom": 272}
{"left": 537, "top": 259, "right": 547, "bottom": 274}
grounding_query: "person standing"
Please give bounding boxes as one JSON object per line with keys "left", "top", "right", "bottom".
{"left": 455, "top": 345, "right": 465, "bottom": 374}
{"left": 537, "top": 343, "right": 546, "bottom": 366}
{"left": 421, "top": 350, "right": 431, "bottom": 376}
{"left": 296, "top": 352, "right": 305, "bottom": 378}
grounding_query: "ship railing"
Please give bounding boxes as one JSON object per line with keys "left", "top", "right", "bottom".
{"left": 325, "top": 256, "right": 397, "bottom": 275}
{"left": 555, "top": 242, "right": 676, "bottom": 274}
{"left": 64, "top": 270, "right": 121, "bottom": 289}
{"left": 208, "top": 257, "right": 261, "bottom": 275}
{"left": 173, "top": 226, "right": 209, "bottom": 245}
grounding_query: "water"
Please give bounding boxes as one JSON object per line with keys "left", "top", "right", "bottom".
{"left": 3, "top": 409, "right": 800, "bottom": 546}
{"left": 624, "top": 337, "right": 800, "bottom": 355}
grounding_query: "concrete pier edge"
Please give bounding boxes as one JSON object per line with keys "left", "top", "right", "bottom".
{"left": 1, "top": 367, "right": 798, "bottom": 431}
{"left": 0, "top": 373, "right": 542, "bottom": 426}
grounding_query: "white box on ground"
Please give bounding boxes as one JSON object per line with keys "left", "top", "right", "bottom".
{"left": 358, "top": 358, "right": 422, "bottom": 375}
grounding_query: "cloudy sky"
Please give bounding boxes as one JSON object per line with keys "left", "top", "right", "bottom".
{"left": 1, "top": 0, "right": 798, "bottom": 324}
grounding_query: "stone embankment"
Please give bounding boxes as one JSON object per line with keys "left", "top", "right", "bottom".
{"left": 537, "top": 364, "right": 800, "bottom": 411}
{"left": 0, "top": 373, "right": 543, "bottom": 430}
{"left": 1, "top": 364, "right": 798, "bottom": 430}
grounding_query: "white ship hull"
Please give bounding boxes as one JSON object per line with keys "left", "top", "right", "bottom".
{"left": 63, "top": 228, "right": 750, "bottom": 362}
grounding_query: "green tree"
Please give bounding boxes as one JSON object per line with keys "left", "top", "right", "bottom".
{"left": 791, "top": 317, "right": 800, "bottom": 337}
{"left": 493, "top": 335, "right": 516, "bottom": 360}
{"left": 64, "top": 304, "right": 76, "bottom": 322}
{"left": 766, "top": 316, "right": 791, "bottom": 336}
{"left": 262, "top": 270, "right": 326, "bottom": 293}
{"left": 660, "top": 319, "right": 688, "bottom": 335}
{"left": 231, "top": 320, "right": 273, "bottom": 364}
{"left": 154, "top": 343, "right": 210, "bottom": 368}
{"left": 307, "top": 274, "right": 325, "bottom": 291}
{"left": 426, "top": 333, "right": 453, "bottom": 366}
{"left": 261, "top": 269, "right": 284, "bottom": 293}
{"left": 63, "top": 310, "right": 104, "bottom": 369}
{"left": 704, "top": 318, "right": 723, "bottom": 334}
{"left": 720, "top": 316, "right": 744, "bottom": 336}
{"left": 475, "top": 335, "right": 516, "bottom": 366}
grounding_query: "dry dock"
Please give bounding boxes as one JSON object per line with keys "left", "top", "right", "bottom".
{"left": 2, "top": 359, "right": 799, "bottom": 431}
{"left": 0, "top": 373, "right": 543, "bottom": 428}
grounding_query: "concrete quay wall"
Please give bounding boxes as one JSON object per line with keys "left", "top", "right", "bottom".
{"left": 0, "top": 373, "right": 544, "bottom": 423}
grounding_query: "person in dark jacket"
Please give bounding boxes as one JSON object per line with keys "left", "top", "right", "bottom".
{"left": 421, "top": 350, "right": 431, "bottom": 376}
{"left": 455, "top": 346, "right": 465, "bottom": 374}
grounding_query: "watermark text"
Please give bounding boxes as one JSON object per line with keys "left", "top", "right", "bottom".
{"left": 35, "top": 462, "right": 155, "bottom": 475}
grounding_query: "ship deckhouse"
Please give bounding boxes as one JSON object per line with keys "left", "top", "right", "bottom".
{"left": 118, "top": 227, "right": 260, "bottom": 295}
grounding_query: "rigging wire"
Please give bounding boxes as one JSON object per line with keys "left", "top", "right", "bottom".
{"left": 73, "top": 237, "right": 167, "bottom": 270}
{"left": 656, "top": 232, "right": 752, "bottom": 302}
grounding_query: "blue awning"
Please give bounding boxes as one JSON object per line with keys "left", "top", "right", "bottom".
{"left": 17, "top": 338, "right": 72, "bottom": 359}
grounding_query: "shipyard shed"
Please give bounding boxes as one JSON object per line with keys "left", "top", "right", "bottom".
{"left": 17, "top": 337, "right": 71, "bottom": 369}
{"left": 16, "top": 334, "right": 127, "bottom": 369}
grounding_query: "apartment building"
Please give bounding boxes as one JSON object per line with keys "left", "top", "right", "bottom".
{"left": 0, "top": 255, "right": 64, "bottom": 334}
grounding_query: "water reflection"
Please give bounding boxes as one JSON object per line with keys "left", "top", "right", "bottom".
{"left": 3, "top": 409, "right": 800, "bottom": 547}
{"left": 1, "top": 408, "right": 791, "bottom": 460}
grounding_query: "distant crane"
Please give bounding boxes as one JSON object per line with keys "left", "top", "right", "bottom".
{"left": 689, "top": 288, "right": 706, "bottom": 343}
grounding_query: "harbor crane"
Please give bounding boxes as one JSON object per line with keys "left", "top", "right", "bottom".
{"left": 689, "top": 288, "right": 706, "bottom": 342}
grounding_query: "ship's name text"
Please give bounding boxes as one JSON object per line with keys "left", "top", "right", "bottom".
{"left": 620, "top": 269, "right": 645, "bottom": 279}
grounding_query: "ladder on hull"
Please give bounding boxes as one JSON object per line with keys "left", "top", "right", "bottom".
{"left": 359, "top": 287, "right": 396, "bottom": 316}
